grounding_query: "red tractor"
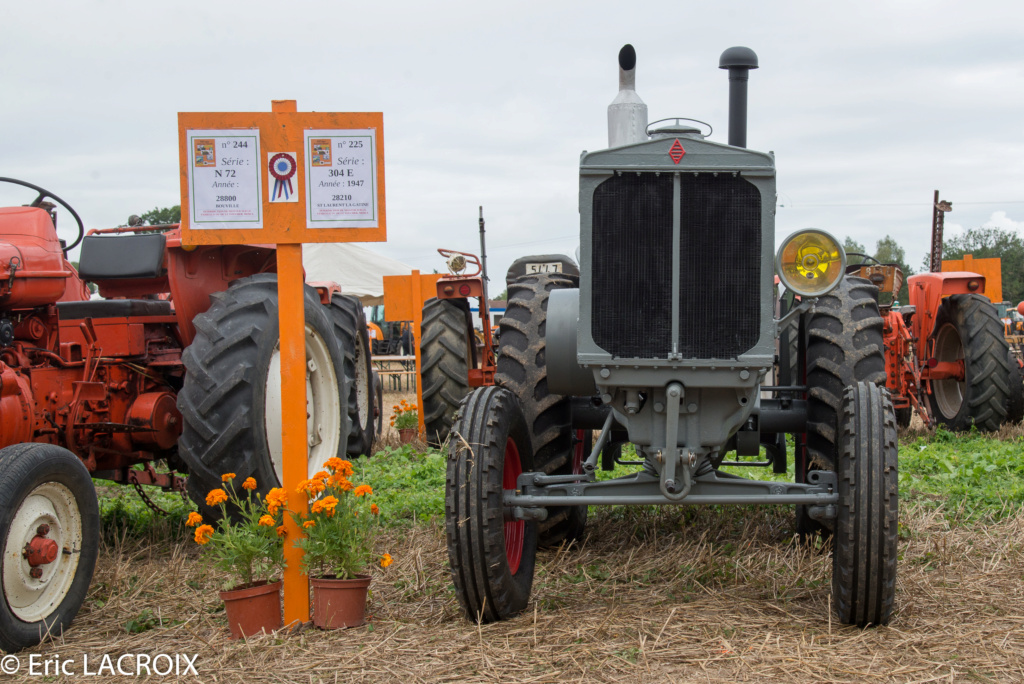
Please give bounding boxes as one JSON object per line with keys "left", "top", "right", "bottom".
{"left": 845, "top": 259, "right": 1022, "bottom": 429}
{"left": 0, "top": 178, "right": 373, "bottom": 651}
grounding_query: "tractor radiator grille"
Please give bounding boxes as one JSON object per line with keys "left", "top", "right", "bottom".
{"left": 677, "top": 174, "right": 761, "bottom": 358}
{"left": 590, "top": 172, "right": 761, "bottom": 359}
{"left": 592, "top": 173, "right": 673, "bottom": 358}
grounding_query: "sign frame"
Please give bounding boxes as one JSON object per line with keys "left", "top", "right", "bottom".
{"left": 177, "top": 109, "right": 386, "bottom": 245}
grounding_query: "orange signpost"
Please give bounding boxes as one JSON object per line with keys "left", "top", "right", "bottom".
{"left": 382, "top": 272, "right": 444, "bottom": 434}
{"left": 178, "top": 101, "right": 385, "bottom": 627}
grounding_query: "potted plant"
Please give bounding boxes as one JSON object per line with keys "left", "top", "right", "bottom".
{"left": 391, "top": 400, "right": 419, "bottom": 443}
{"left": 187, "top": 474, "right": 287, "bottom": 639}
{"left": 292, "top": 457, "right": 392, "bottom": 629}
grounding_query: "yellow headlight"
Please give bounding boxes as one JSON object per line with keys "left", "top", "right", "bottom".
{"left": 776, "top": 229, "right": 846, "bottom": 297}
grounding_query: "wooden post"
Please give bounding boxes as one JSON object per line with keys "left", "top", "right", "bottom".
{"left": 278, "top": 243, "right": 309, "bottom": 626}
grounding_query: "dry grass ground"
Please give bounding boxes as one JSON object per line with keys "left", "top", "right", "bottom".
{"left": 13, "top": 392, "right": 1024, "bottom": 682}
{"left": 13, "top": 499, "right": 1024, "bottom": 682}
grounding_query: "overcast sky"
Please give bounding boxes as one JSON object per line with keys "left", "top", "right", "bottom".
{"left": 2, "top": 0, "right": 1022, "bottom": 286}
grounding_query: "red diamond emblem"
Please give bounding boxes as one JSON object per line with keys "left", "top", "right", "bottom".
{"left": 669, "top": 139, "right": 686, "bottom": 164}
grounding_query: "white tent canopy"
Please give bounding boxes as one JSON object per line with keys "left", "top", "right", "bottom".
{"left": 302, "top": 243, "right": 413, "bottom": 306}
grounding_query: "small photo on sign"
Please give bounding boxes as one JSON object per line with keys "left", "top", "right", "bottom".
{"left": 310, "top": 139, "right": 332, "bottom": 167}
{"left": 268, "top": 152, "right": 299, "bottom": 203}
{"left": 194, "top": 139, "right": 216, "bottom": 167}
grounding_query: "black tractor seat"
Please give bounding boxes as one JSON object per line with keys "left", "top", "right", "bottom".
{"left": 77, "top": 233, "right": 166, "bottom": 281}
{"left": 57, "top": 299, "right": 172, "bottom": 320}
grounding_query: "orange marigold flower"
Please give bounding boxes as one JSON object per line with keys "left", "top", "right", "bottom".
{"left": 185, "top": 511, "right": 203, "bottom": 527}
{"left": 276, "top": 525, "right": 287, "bottom": 538}
{"left": 380, "top": 553, "right": 393, "bottom": 568}
{"left": 221, "top": 473, "right": 236, "bottom": 482}
{"left": 302, "top": 520, "right": 316, "bottom": 529}
{"left": 265, "top": 488, "right": 288, "bottom": 514}
{"left": 335, "top": 477, "right": 353, "bottom": 492}
{"left": 258, "top": 514, "right": 275, "bottom": 527}
{"left": 311, "top": 495, "right": 339, "bottom": 515}
{"left": 194, "top": 524, "right": 214, "bottom": 545}
{"left": 205, "top": 489, "right": 228, "bottom": 507}
{"left": 353, "top": 484, "right": 373, "bottom": 497}
{"left": 313, "top": 470, "right": 329, "bottom": 482}
{"left": 242, "top": 477, "right": 257, "bottom": 491}
{"left": 323, "top": 456, "right": 345, "bottom": 472}
{"left": 371, "top": 504, "right": 379, "bottom": 515}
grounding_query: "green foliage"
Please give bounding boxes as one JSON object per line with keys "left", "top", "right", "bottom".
{"left": 291, "top": 460, "right": 380, "bottom": 579}
{"left": 898, "top": 427, "right": 1024, "bottom": 518}
{"left": 843, "top": 237, "right": 868, "bottom": 264}
{"left": 138, "top": 205, "right": 181, "bottom": 225}
{"left": 942, "top": 226, "right": 1024, "bottom": 304}
{"left": 191, "top": 477, "right": 286, "bottom": 591}
{"left": 96, "top": 483, "right": 190, "bottom": 542}
{"left": 357, "top": 446, "right": 447, "bottom": 524}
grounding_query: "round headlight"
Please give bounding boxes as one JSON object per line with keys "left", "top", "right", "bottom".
{"left": 776, "top": 229, "right": 847, "bottom": 297}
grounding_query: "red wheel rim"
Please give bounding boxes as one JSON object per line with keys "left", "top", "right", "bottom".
{"left": 572, "top": 429, "right": 586, "bottom": 475}
{"left": 502, "top": 437, "right": 524, "bottom": 574}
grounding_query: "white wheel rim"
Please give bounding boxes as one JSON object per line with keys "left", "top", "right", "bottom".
{"left": 266, "top": 325, "right": 342, "bottom": 483}
{"left": 2, "top": 482, "right": 83, "bottom": 622}
{"left": 933, "top": 322, "right": 966, "bottom": 419}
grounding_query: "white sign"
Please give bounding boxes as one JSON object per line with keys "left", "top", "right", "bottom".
{"left": 186, "top": 129, "right": 262, "bottom": 229}
{"left": 304, "top": 129, "right": 378, "bottom": 229}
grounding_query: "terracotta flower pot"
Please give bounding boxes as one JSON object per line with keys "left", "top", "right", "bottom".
{"left": 311, "top": 575, "right": 371, "bottom": 629}
{"left": 398, "top": 428, "right": 416, "bottom": 444}
{"left": 219, "top": 580, "right": 283, "bottom": 639}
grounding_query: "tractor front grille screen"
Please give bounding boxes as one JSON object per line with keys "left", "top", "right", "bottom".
{"left": 590, "top": 172, "right": 761, "bottom": 359}
{"left": 677, "top": 174, "right": 761, "bottom": 358}
{"left": 592, "top": 173, "right": 673, "bottom": 358}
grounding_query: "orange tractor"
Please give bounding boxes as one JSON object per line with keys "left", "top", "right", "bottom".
{"left": 848, "top": 194, "right": 1022, "bottom": 429}
{"left": 0, "top": 178, "right": 373, "bottom": 651}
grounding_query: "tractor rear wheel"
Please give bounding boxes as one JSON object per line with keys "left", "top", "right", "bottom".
{"left": 1006, "top": 350, "right": 1024, "bottom": 425}
{"left": 446, "top": 386, "right": 537, "bottom": 623}
{"left": 496, "top": 272, "right": 583, "bottom": 547}
{"left": 927, "top": 294, "right": 1012, "bottom": 431}
{"left": 0, "top": 443, "right": 99, "bottom": 651}
{"left": 178, "top": 274, "right": 350, "bottom": 516}
{"left": 832, "top": 382, "right": 899, "bottom": 627}
{"left": 799, "top": 276, "right": 886, "bottom": 541}
{"left": 420, "top": 297, "right": 475, "bottom": 446}
{"left": 329, "top": 294, "right": 376, "bottom": 457}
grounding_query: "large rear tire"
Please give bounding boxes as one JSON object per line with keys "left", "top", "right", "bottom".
{"left": 178, "top": 274, "right": 350, "bottom": 516}
{"left": 495, "top": 272, "right": 582, "bottom": 547}
{"left": 798, "top": 276, "right": 885, "bottom": 541}
{"left": 1006, "top": 350, "right": 1024, "bottom": 425}
{"left": 446, "top": 386, "right": 537, "bottom": 623}
{"left": 420, "top": 297, "right": 474, "bottom": 446}
{"left": 0, "top": 444, "right": 99, "bottom": 651}
{"left": 832, "top": 382, "right": 899, "bottom": 627}
{"left": 328, "top": 294, "right": 376, "bottom": 457}
{"left": 927, "top": 294, "right": 1011, "bottom": 431}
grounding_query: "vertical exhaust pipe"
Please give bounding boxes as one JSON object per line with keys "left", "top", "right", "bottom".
{"left": 718, "top": 46, "right": 759, "bottom": 148}
{"left": 607, "top": 44, "right": 648, "bottom": 148}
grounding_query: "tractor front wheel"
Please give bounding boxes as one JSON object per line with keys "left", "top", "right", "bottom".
{"left": 178, "top": 274, "right": 349, "bottom": 516}
{"left": 927, "top": 294, "right": 1011, "bottom": 431}
{"left": 445, "top": 386, "right": 537, "bottom": 623}
{"left": 0, "top": 444, "right": 99, "bottom": 651}
{"left": 832, "top": 382, "right": 899, "bottom": 627}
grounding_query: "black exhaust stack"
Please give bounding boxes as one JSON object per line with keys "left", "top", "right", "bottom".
{"left": 718, "top": 47, "right": 759, "bottom": 148}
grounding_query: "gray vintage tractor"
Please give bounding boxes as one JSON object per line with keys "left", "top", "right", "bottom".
{"left": 445, "top": 45, "right": 898, "bottom": 628}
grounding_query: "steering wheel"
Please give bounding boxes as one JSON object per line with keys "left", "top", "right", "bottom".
{"left": 0, "top": 177, "right": 85, "bottom": 254}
